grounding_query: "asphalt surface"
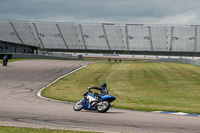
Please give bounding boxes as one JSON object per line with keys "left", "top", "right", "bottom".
{"left": 0, "top": 60, "right": 200, "bottom": 133}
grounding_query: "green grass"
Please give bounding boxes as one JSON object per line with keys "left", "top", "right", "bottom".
{"left": 0, "top": 58, "right": 36, "bottom": 64}
{"left": 81, "top": 57, "right": 147, "bottom": 62}
{"left": 0, "top": 126, "right": 97, "bottom": 133}
{"left": 42, "top": 61, "right": 200, "bottom": 114}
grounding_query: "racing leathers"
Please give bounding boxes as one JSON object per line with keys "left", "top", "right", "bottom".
{"left": 90, "top": 86, "right": 109, "bottom": 95}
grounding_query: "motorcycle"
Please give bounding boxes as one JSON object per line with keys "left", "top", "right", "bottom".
{"left": 3, "top": 60, "right": 7, "bottom": 66}
{"left": 73, "top": 88, "right": 116, "bottom": 113}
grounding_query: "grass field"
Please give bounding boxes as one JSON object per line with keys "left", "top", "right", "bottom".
{"left": 42, "top": 61, "right": 200, "bottom": 114}
{"left": 0, "top": 126, "right": 98, "bottom": 133}
{"left": 81, "top": 57, "right": 147, "bottom": 62}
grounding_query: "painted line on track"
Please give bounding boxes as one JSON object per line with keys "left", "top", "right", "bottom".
{"left": 152, "top": 111, "right": 200, "bottom": 116}
{"left": 37, "top": 65, "right": 88, "bottom": 103}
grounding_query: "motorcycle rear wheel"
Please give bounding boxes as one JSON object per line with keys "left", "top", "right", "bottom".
{"left": 73, "top": 101, "right": 83, "bottom": 111}
{"left": 97, "top": 101, "right": 110, "bottom": 113}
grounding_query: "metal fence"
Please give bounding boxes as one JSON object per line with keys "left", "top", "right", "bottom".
{"left": 143, "top": 58, "right": 200, "bottom": 66}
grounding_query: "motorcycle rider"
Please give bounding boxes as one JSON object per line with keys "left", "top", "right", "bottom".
{"left": 89, "top": 83, "right": 109, "bottom": 95}
{"left": 88, "top": 83, "right": 109, "bottom": 106}
{"left": 3, "top": 55, "right": 8, "bottom": 66}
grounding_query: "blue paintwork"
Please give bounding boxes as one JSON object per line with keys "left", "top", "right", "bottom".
{"left": 100, "top": 95, "right": 116, "bottom": 102}
{"left": 80, "top": 92, "right": 116, "bottom": 110}
{"left": 101, "top": 95, "right": 115, "bottom": 100}
{"left": 161, "top": 111, "right": 174, "bottom": 114}
{"left": 82, "top": 99, "right": 96, "bottom": 110}
{"left": 154, "top": 111, "right": 200, "bottom": 116}
{"left": 83, "top": 92, "right": 88, "bottom": 96}
{"left": 90, "top": 93, "right": 95, "bottom": 98}
{"left": 186, "top": 113, "right": 199, "bottom": 116}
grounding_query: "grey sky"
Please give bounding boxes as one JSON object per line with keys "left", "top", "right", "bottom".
{"left": 0, "top": 0, "right": 200, "bottom": 25}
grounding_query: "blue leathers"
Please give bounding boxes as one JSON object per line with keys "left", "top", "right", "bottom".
{"left": 90, "top": 82, "right": 108, "bottom": 95}
{"left": 90, "top": 86, "right": 108, "bottom": 95}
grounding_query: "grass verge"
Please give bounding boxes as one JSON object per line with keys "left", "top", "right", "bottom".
{"left": 42, "top": 61, "right": 200, "bottom": 114}
{"left": 81, "top": 57, "right": 147, "bottom": 62}
{"left": 0, "top": 58, "right": 36, "bottom": 64}
{"left": 0, "top": 126, "right": 98, "bottom": 133}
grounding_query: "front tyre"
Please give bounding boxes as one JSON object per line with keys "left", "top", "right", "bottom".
{"left": 73, "top": 101, "right": 83, "bottom": 111}
{"left": 97, "top": 101, "right": 110, "bottom": 113}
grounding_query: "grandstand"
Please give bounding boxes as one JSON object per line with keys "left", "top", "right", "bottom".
{"left": 0, "top": 20, "right": 200, "bottom": 56}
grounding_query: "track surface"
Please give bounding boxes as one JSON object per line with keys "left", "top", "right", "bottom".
{"left": 0, "top": 60, "right": 199, "bottom": 133}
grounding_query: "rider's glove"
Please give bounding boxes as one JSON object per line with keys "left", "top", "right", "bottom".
{"left": 88, "top": 87, "right": 91, "bottom": 90}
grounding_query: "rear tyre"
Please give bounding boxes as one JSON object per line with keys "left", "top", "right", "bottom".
{"left": 73, "top": 101, "right": 83, "bottom": 111}
{"left": 97, "top": 101, "right": 110, "bottom": 113}
{"left": 3, "top": 61, "right": 7, "bottom": 66}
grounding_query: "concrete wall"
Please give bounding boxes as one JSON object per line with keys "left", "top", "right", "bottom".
{"left": 0, "top": 53, "right": 82, "bottom": 60}
{"left": 0, "top": 41, "right": 37, "bottom": 54}
{"left": 11, "top": 53, "right": 79, "bottom": 60}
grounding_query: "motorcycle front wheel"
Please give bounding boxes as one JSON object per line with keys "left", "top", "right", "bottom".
{"left": 97, "top": 101, "right": 110, "bottom": 113}
{"left": 73, "top": 101, "right": 83, "bottom": 111}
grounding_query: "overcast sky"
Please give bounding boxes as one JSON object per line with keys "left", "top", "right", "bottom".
{"left": 0, "top": 0, "right": 200, "bottom": 25}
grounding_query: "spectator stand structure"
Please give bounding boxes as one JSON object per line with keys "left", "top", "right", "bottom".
{"left": 0, "top": 20, "right": 200, "bottom": 56}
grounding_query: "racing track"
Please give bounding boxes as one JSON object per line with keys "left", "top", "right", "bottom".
{"left": 0, "top": 60, "right": 199, "bottom": 133}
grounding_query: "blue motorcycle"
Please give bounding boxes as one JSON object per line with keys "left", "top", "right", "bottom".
{"left": 73, "top": 88, "right": 116, "bottom": 113}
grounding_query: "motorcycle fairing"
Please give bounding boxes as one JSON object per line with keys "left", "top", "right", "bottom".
{"left": 83, "top": 92, "right": 88, "bottom": 96}
{"left": 82, "top": 99, "right": 96, "bottom": 110}
{"left": 100, "top": 95, "right": 116, "bottom": 102}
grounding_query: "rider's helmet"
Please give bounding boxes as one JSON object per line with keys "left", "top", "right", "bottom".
{"left": 101, "top": 83, "right": 107, "bottom": 88}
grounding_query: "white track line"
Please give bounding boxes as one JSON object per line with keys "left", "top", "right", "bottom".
{"left": 37, "top": 65, "right": 88, "bottom": 103}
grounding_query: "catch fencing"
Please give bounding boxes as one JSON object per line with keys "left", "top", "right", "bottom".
{"left": 144, "top": 58, "right": 200, "bottom": 66}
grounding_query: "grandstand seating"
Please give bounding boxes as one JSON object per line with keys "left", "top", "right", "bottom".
{"left": 127, "top": 26, "right": 151, "bottom": 51}
{"left": 104, "top": 25, "right": 125, "bottom": 50}
{"left": 184, "top": 27, "right": 195, "bottom": 52}
{"left": 151, "top": 26, "right": 168, "bottom": 51}
{"left": 0, "top": 20, "right": 200, "bottom": 53}
{"left": 196, "top": 28, "right": 200, "bottom": 52}
{"left": 35, "top": 23, "right": 66, "bottom": 49}
{"left": 0, "top": 21, "right": 21, "bottom": 44}
{"left": 58, "top": 23, "right": 84, "bottom": 50}
{"left": 12, "top": 22, "right": 40, "bottom": 47}
{"left": 81, "top": 24, "right": 108, "bottom": 50}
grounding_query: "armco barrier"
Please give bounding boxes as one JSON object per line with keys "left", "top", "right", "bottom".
{"left": 3, "top": 53, "right": 82, "bottom": 60}
{"left": 143, "top": 58, "right": 200, "bottom": 66}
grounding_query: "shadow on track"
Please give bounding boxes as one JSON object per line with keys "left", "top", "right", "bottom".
{"left": 81, "top": 110, "right": 125, "bottom": 114}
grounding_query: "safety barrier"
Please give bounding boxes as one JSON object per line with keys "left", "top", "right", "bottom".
{"left": 0, "top": 53, "right": 82, "bottom": 60}
{"left": 143, "top": 58, "right": 200, "bottom": 66}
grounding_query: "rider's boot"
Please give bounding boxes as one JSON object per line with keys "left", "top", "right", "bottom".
{"left": 91, "top": 100, "right": 97, "bottom": 107}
